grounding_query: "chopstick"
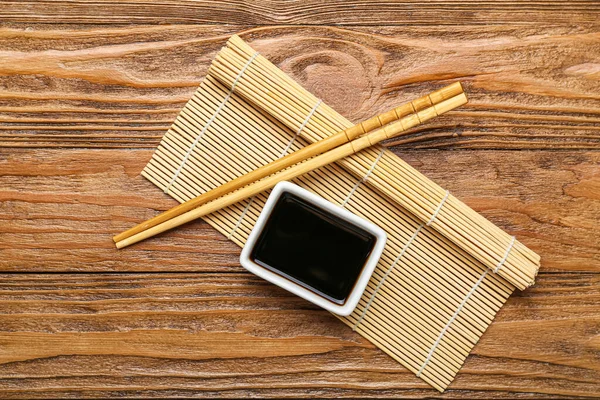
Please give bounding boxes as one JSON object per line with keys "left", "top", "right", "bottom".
{"left": 114, "top": 82, "right": 464, "bottom": 244}
{"left": 115, "top": 89, "right": 467, "bottom": 249}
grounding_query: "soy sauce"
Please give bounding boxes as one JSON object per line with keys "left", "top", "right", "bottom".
{"left": 250, "top": 192, "right": 376, "bottom": 305}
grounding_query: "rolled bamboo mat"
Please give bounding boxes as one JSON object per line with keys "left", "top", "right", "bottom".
{"left": 209, "top": 35, "right": 540, "bottom": 291}
{"left": 142, "top": 37, "right": 525, "bottom": 391}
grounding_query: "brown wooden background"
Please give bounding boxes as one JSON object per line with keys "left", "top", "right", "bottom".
{"left": 1, "top": 1, "right": 599, "bottom": 398}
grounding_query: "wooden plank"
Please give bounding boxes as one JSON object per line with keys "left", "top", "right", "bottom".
{"left": 0, "top": 272, "right": 597, "bottom": 398}
{"left": 0, "top": 1, "right": 598, "bottom": 26}
{"left": 0, "top": 24, "right": 599, "bottom": 150}
{"left": 1, "top": 148, "right": 598, "bottom": 273}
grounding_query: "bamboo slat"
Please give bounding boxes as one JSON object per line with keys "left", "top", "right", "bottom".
{"left": 141, "top": 36, "right": 533, "bottom": 391}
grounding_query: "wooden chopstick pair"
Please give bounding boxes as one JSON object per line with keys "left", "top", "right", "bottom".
{"left": 114, "top": 82, "right": 467, "bottom": 249}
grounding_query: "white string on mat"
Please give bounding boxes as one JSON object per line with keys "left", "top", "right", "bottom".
{"left": 227, "top": 197, "right": 256, "bottom": 240}
{"left": 286, "top": 99, "right": 322, "bottom": 154}
{"left": 164, "top": 52, "right": 260, "bottom": 194}
{"left": 416, "top": 269, "right": 489, "bottom": 378}
{"left": 352, "top": 223, "right": 424, "bottom": 331}
{"left": 341, "top": 149, "right": 385, "bottom": 207}
{"left": 427, "top": 189, "right": 450, "bottom": 226}
{"left": 494, "top": 235, "right": 516, "bottom": 273}
{"left": 226, "top": 99, "right": 322, "bottom": 240}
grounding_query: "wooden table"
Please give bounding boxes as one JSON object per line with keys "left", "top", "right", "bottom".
{"left": 1, "top": 1, "right": 599, "bottom": 398}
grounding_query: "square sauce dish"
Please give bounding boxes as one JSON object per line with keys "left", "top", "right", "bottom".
{"left": 240, "top": 181, "right": 387, "bottom": 316}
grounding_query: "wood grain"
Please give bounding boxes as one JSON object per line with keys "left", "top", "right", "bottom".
{"left": 0, "top": 25, "right": 599, "bottom": 150}
{"left": 1, "top": 148, "right": 598, "bottom": 273}
{"left": 0, "top": 273, "right": 597, "bottom": 398}
{"left": 1, "top": 1, "right": 599, "bottom": 25}
{"left": 1, "top": 3, "right": 599, "bottom": 397}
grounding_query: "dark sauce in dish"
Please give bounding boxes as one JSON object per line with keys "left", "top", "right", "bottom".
{"left": 250, "top": 192, "right": 376, "bottom": 305}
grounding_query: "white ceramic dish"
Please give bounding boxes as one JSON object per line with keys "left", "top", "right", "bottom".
{"left": 240, "top": 181, "right": 387, "bottom": 316}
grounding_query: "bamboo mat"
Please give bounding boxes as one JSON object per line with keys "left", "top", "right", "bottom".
{"left": 142, "top": 36, "right": 523, "bottom": 392}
